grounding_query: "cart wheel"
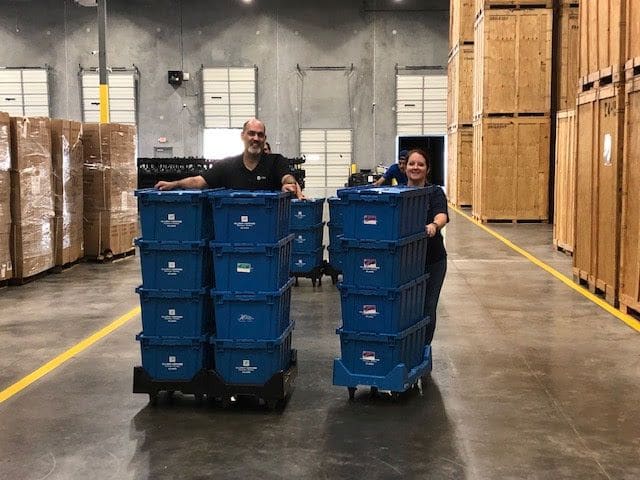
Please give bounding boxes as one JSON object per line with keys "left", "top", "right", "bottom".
{"left": 148, "top": 392, "right": 159, "bottom": 406}
{"left": 391, "top": 392, "right": 401, "bottom": 402}
{"left": 370, "top": 386, "right": 379, "bottom": 397}
{"left": 311, "top": 278, "right": 317, "bottom": 287}
{"left": 331, "top": 275, "right": 338, "bottom": 285}
{"left": 194, "top": 393, "right": 205, "bottom": 405}
{"left": 294, "top": 277, "right": 299, "bottom": 287}
{"left": 317, "top": 277, "right": 322, "bottom": 286}
{"left": 348, "top": 387, "right": 356, "bottom": 401}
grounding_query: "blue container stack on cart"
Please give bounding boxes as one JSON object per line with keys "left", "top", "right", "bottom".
{"left": 208, "top": 190, "right": 295, "bottom": 386}
{"left": 134, "top": 189, "right": 214, "bottom": 382}
{"left": 289, "top": 198, "right": 325, "bottom": 279}
{"left": 331, "top": 186, "right": 433, "bottom": 399}
{"left": 327, "top": 196, "right": 347, "bottom": 274}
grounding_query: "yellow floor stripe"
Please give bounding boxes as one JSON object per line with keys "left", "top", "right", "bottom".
{"left": 0, "top": 306, "right": 140, "bottom": 405}
{"left": 450, "top": 205, "right": 640, "bottom": 333}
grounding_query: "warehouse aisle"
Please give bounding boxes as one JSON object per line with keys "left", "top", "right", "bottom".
{"left": 0, "top": 211, "right": 639, "bottom": 479}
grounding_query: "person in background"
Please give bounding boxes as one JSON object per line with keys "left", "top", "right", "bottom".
{"left": 263, "top": 141, "right": 272, "bottom": 154}
{"left": 405, "top": 148, "right": 448, "bottom": 345}
{"left": 373, "top": 150, "right": 408, "bottom": 186}
{"left": 155, "top": 118, "right": 304, "bottom": 199}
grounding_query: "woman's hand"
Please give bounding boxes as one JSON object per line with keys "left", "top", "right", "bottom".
{"left": 426, "top": 222, "right": 438, "bottom": 238}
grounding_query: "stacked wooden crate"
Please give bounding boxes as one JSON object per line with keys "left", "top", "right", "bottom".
{"left": 573, "top": 0, "right": 627, "bottom": 305}
{"left": 447, "top": 0, "right": 474, "bottom": 207}
{"left": 552, "top": 1, "right": 580, "bottom": 254}
{"left": 619, "top": 0, "right": 640, "bottom": 314}
{"left": 472, "top": 1, "right": 553, "bottom": 222}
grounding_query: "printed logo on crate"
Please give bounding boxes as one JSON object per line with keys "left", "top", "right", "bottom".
{"left": 236, "top": 359, "right": 258, "bottom": 374}
{"left": 295, "top": 234, "right": 306, "bottom": 244}
{"left": 363, "top": 215, "right": 377, "bottom": 225}
{"left": 361, "top": 350, "right": 380, "bottom": 366}
{"left": 160, "top": 213, "right": 183, "bottom": 229}
{"left": 162, "top": 261, "right": 183, "bottom": 276}
{"left": 234, "top": 215, "right": 256, "bottom": 231}
{"left": 238, "top": 314, "right": 255, "bottom": 323}
{"left": 294, "top": 210, "right": 306, "bottom": 219}
{"left": 360, "top": 304, "right": 379, "bottom": 317}
{"left": 236, "top": 262, "right": 252, "bottom": 273}
{"left": 161, "top": 308, "right": 183, "bottom": 323}
{"left": 162, "top": 355, "right": 184, "bottom": 371}
{"left": 294, "top": 258, "right": 307, "bottom": 268}
{"left": 361, "top": 258, "right": 379, "bottom": 273}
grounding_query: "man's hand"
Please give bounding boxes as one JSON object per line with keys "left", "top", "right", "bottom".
{"left": 155, "top": 180, "right": 177, "bottom": 191}
{"left": 282, "top": 182, "right": 305, "bottom": 200}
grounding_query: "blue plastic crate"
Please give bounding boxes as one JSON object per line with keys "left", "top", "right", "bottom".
{"left": 291, "top": 246, "right": 324, "bottom": 273}
{"left": 338, "top": 274, "right": 428, "bottom": 334}
{"left": 333, "top": 345, "right": 432, "bottom": 392}
{"left": 135, "top": 188, "right": 214, "bottom": 241}
{"left": 211, "top": 322, "right": 294, "bottom": 385}
{"left": 327, "top": 245, "right": 345, "bottom": 272}
{"left": 338, "top": 186, "right": 428, "bottom": 241}
{"left": 327, "top": 197, "right": 347, "bottom": 227}
{"left": 210, "top": 234, "right": 293, "bottom": 291}
{"left": 211, "top": 278, "right": 294, "bottom": 339}
{"left": 137, "top": 240, "right": 211, "bottom": 290}
{"left": 208, "top": 190, "right": 291, "bottom": 243}
{"left": 291, "top": 222, "right": 325, "bottom": 253}
{"left": 136, "top": 287, "right": 213, "bottom": 337}
{"left": 327, "top": 223, "right": 343, "bottom": 247}
{"left": 339, "top": 232, "right": 427, "bottom": 289}
{"left": 136, "top": 333, "right": 209, "bottom": 381}
{"left": 290, "top": 198, "right": 325, "bottom": 229}
{"left": 335, "top": 317, "right": 428, "bottom": 378}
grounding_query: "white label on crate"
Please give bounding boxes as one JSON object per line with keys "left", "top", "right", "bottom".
{"left": 236, "top": 359, "right": 258, "bottom": 374}
{"left": 162, "top": 261, "right": 183, "bottom": 276}
{"left": 295, "top": 210, "right": 305, "bottom": 219}
{"left": 161, "top": 213, "right": 182, "bottom": 228}
{"left": 162, "top": 355, "right": 184, "bottom": 371}
{"left": 31, "top": 175, "right": 41, "bottom": 195}
{"left": 237, "top": 262, "right": 252, "bottom": 273}
{"left": 162, "top": 309, "right": 183, "bottom": 323}
{"left": 295, "top": 259, "right": 306, "bottom": 268}
{"left": 361, "top": 258, "right": 379, "bottom": 273}
{"left": 238, "top": 314, "right": 254, "bottom": 323}
{"left": 361, "top": 305, "right": 379, "bottom": 317}
{"left": 363, "top": 215, "right": 377, "bottom": 225}
{"left": 603, "top": 133, "right": 612, "bottom": 166}
{"left": 361, "top": 350, "right": 379, "bottom": 366}
{"left": 295, "top": 235, "right": 305, "bottom": 244}
{"left": 234, "top": 215, "right": 256, "bottom": 231}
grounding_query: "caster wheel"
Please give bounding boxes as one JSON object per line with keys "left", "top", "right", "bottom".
{"left": 194, "top": 393, "right": 205, "bottom": 405}
{"left": 318, "top": 277, "right": 322, "bottom": 286}
{"left": 148, "top": 393, "right": 158, "bottom": 406}
{"left": 312, "top": 279, "right": 317, "bottom": 287}
{"left": 391, "top": 392, "right": 401, "bottom": 402}
{"left": 348, "top": 387, "right": 356, "bottom": 401}
{"left": 294, "top": 277, "right": 299, "bottom": 287}
{"left": 370, "top": 386, "right": 379, "bottom": 397}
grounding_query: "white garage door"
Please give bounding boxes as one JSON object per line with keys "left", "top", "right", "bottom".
{"left": 300, "top": 128, "right": 352, "bottom": 199}
{"left": 81, "top": 70, "right": 137, "bottom": 124}
{"left": 203, "top": 67, "right": 256, "bottom": 129}
{"left": 396, "top": 74, "right": 447, "bottom": 135}
{"left": 0, "top": 68, "right": 50, "bottom": 117}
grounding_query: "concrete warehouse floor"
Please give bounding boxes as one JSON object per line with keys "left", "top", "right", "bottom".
{"left": 0, "top": 210, "right": 639, "bottom": 480}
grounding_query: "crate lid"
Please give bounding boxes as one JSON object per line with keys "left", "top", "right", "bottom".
{"left": 208, "top": 189, "right": 290, "bottom": 199}
{"left": 336, "top": 316, "right": 429, "bottom": 341}
{"left": 210, "top": 233, "right": 294, "bottom": 252}
{"left": 337, "top": 273, "right": 429, "bottom": 296}
{"left": 339, "top": 231, "right": 426, "bottom": 249}
{"left": 211, "top": 277, "right": 295, "bottom": 299}
{"left": 211, "top": 321, "right": 295, "bottom": 346}
{"left": 136, "top": 286, "right": 208, "bottom": 298}
{"left": 136, "top": 333, "right": 208, "bottom": 345}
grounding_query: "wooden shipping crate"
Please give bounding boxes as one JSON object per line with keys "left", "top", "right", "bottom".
{"left": 578, "top": 0, "right": 626, "bottom": 80}
{"left": 472, "top": 115, "right": 550, "bottom": 222}
{"left": 474, "top": 8, "right": 553, "bottom": 116}
{"left": 627, "top": 0, "right": 640, "bottom": 61}
{"left": 0, "top": 112, "right": 11, "bottom": 281}
{"left": 556, "top": 5, "right": 580, "bottom": 110}
{"left": 448, "top": 43, "right": 474, "bottom": 127}
{"left": 573, "top": 82, "right": 625, "bottom": 305}
{"left": 619, "top": 66, "right": 640, "bottom": 314}
{"left": 450, "top": 0, "right": 475, "bottom": 48}
{"left": 553, "top": 109, "right": 577, "bottom": 254}
{"left": 447, "top": 125, "right": 473, "bottom": 207}
{"left": 475, "top": 0, "right": 553, "bottom": 15}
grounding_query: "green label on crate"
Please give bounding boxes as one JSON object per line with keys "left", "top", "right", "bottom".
{"left": 237, "top": 262, "right": 252, "bottom": 273}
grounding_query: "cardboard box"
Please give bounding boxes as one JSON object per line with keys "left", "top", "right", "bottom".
{"left": 52, "top": 119, "right": 84, "bottom": 266}
{"left": 9, "top": 116, "right": 55, "bottom": 279}
{"left": 82, "top": 123, "right": 138, "bottom": 258}
{"left": 0, "top": 112, "right": 12, "bottom": 281}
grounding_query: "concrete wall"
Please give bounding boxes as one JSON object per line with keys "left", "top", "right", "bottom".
{"left": 0, "top": 0, "right": 448, "bottom": 169}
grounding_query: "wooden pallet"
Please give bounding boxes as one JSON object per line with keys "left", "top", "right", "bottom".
{"left": 51, "top": 258, "right": 83, "bottom": 274}
{"left": 552, "top": 239, "right": 573, "bottom": 256}
{"left": 473, "top": 216, "right": 547, "bottom": 224}
{"left": 572, "top": 268, "right": 617, "bottom": 306}
{"left": 579, "top": 65, "right": 624, "bottom": 92}
{"left": 619, "top": 302, "right": 640, "bottom": 320}
{"left": 87, "top": 248, "right": 136, "bottom": 264}
{"left": 626, "top": 57, "right": 640, "bottom": 81}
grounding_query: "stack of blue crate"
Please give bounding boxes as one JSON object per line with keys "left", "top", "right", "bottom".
{"left": 332, "top": 186, "right": 433, "bottom": 399}
{"left": 134, "top": 189, "right": 214, "bottom": 384}
{"left": 289, "top": 198, "right": 325, "bottom": 279}
{"left": 327, "top": 196, "right": 347, "bottom": 273}
{"left": 208, "top": 190, "right": 295, "bottom": 386}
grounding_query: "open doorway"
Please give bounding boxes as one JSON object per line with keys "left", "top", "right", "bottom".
{"left": 398, "top": 135, "right": 446, "bottom": 187}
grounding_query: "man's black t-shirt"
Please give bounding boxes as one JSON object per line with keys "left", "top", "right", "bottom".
{"left": 202, "top": 153, "right": 290, "bottom": 190}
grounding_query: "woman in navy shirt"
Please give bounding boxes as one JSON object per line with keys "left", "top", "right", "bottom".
{"left": 405, "top": 149, "right": 448, "bottom": 345}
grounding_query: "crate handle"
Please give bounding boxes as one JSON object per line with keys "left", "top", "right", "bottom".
{"left": 216, "top": 197, "right": 268, "bottom": 206}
